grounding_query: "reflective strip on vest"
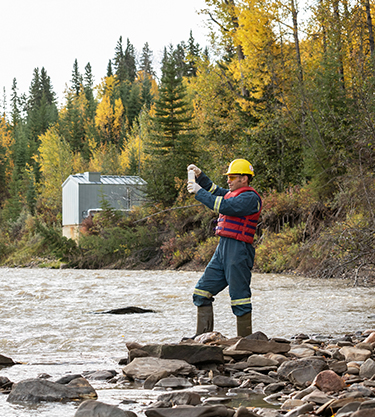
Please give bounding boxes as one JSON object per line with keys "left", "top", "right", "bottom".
{"left": 194, "top": 288, "right": 213, "bottom": 299}
{"left": 231, "top": 297, "right": 251, "bottom": 306}
{"left": 213, "top": 196, "right": 223, "bottom": 213}
{"left": 209, "top": 183, "right": 218, "bottom": 194}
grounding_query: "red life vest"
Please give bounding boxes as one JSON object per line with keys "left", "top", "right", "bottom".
{"left": 215, "top": 187, "right": 262, "bottom": 244}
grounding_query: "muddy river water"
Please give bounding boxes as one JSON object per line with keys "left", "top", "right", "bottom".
{"left": 0, "top": 268, "right": 374, "bottom": 416}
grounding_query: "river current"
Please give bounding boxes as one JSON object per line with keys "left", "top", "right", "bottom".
{"left": 0, "top": 268, "right": 374, "bottom": 416}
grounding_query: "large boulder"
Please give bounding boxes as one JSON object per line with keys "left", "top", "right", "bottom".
{"left": 122, "top": 357, "right": 196, "bottom": 380}
{"left": 140, "top": 344, "right": 224, "bottom": 365}
{"left": 74, "top": 399, "right": 137, "bottom": 416}
{"left": 7, "top": 377, "right": 97, "bottom": 404}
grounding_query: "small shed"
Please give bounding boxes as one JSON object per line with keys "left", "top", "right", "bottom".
{"left": 62, "top": 172, "right": 147, "bottom": 240}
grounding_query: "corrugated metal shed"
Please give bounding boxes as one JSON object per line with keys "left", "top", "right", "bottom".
{"left": 62, "top": 172, "right": 147, "bottom": 230}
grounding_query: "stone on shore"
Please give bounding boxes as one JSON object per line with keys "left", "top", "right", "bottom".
{"left": 0, "top": 354, "right": 15, "bottom": 366}
{"left": 360, "top": 358, "right": 375, "bottom": 379}
{"left": 144, "top": 404, "right": 235, "bottom": 417}
{"left": 7, "top": 377, "right": 97, "bottom": 403}
{"left": 140, "top": 343, "right": 224, "bottom": 365}
{"left": 74, "top": 399, "right": 137, "bottom": 416}
{"left": 312, "top": 370, "right": 346, "bottom": 392}
{"left": 224, "top": 338, "right": 290, "bottom": 355}
{"left": 122, "top": 357, "right": 196, "bottom": 380}
{"left": 339, "top": 346, "right": 372, "bottom": 362}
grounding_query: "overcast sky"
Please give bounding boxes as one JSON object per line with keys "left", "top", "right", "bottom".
{"left": 1, "top": 0, "right": 209, "bottom": 107}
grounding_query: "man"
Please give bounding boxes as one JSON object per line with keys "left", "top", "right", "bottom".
{"left": 187, "top": 159, "right": 262, "bottom": 337}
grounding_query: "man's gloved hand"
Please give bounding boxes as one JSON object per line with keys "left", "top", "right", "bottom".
{"left": 187, "top": 182, "right": 202, "bottom": 194}
{"left": 187, "top": 164, "right": 201, "bottom": 178}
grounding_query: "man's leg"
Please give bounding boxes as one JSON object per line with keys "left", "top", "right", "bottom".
{"left": 222, "top": 238, "right": 255, "bottom": 337}
{"left": 193, "top": 245, "right": 228, "bottom": 335}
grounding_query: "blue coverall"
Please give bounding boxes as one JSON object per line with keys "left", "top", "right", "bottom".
{"left": 192, "top": 172, "right": 262, "bottom": 317}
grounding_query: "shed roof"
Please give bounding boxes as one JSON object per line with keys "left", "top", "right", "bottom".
{"left": 62, "top": 172, "right": 147, "bottom": 187}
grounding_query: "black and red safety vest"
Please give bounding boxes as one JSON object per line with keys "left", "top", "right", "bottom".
{"left": 215, "top": 187, "right": 262, "bottom": 244}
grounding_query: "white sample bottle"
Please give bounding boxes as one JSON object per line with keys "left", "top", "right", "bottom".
{"left": 188, "top": 170, "right": 195, "bottom": 193}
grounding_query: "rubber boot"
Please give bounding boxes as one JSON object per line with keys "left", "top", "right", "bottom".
{"left": 237, "top": 312, "right": 252, "bottom": 337}
{"left": 196, "top": 305, "right": 214, "bottom": 335}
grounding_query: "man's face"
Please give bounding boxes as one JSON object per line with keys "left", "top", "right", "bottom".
{"left": 227, "top": 175, "right": 248, "bottom": 191}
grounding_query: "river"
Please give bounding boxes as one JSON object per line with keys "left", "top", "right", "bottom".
{"left": 0, "top": 268, "right": 374, "bottom": 416}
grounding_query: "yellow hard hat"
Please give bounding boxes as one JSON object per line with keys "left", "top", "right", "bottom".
{"left": 224, "top": 159, "right": 254, "bottom": 176}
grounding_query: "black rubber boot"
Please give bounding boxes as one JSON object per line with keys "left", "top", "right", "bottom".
{"left": 236, "top": 312, "right": 252, "bottom": 337}
{"left": 196, "top": 305, "right": 214, "bottom": 335}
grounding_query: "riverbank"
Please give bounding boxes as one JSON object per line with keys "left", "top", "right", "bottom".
{"left": 3, "top": 328, "right": 375, "bottom": 417}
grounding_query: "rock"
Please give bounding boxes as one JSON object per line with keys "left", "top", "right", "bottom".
{"left": 74, "top": 399, "right": 137, "bottom": 416}
{"left": 348, "top": 383, "right": 374, "bottom": 397}
{"left": 283, "top": 402, "right": 314, "bottom": 417}
{"left": 86, "top": 370, "right": 117, "bottom": 380}
{"left": 352, "top": 410, "right": 375, "bottom": 417}
{"left": 7, "top": 377, "right": 97, "bottom": 403}
{"left": 129, "top": 348, "right": 150, "bottom": 362}
{"left": 359, "top": 399, "right": 375, "bottom": 409}
{"left": 0, "top": 354, "right": 15, "bottom": 366}
{"left": 122, "top": 357, "right": 196, "bottom": 380}
{"left": 156, "top": 392, "right": 202, "bottom": 406}
{"left": 0, "top": 376, "right": 13, "bottom": 392}
{"left": 329, "top": 360, "right": 348, "bottom": 374}
{"left": 233, "top": 406, "right": 260, "bottom": 417}
{"left": 266, "top": 353, "right": 289, "bottom": 364}
{"left": 155, "top": 376, "right": 193, "bottom": 389}
{"left": 313, "top": 370, "right": 346, "bottom": 392}
{"left": 360, "top": 359, "right": 375, "bottom": 379}
{"left": 281, "top": 399, "right": 305, "bottom": 409}
{"left": 364, "top": 333, "right": 375, "bottom": 344}
{"left": 302, "top": 389, "right": 332, "bottom": 404}
{"left": 241, "top": 370, "right": 278, "bottom": 384}
{"left": 246, "top": 331, "right": 269, "bottom": 341}
{"left": 277, "top": 358, "right": 328, "bottom": 381}
{"left": 144, "top": 370, "right": 171, "bottom": 390}
{"left": 194, "top": 332, "right": 227, "bottom": 344}
{"left": 356, "top": 343, "right": 373, "bottom": 352}
{"left": 141, "top": 344, "right": 224, "bottom": 365}
{"left": 55, "top": 374, "right": 83, "bottom": 384}
{"left": 212, "top": 375, "right": 240, "bottom": 388}
{"left": 340, "top": 346, "right": 372, "bottom": 362}
{"left": 291, "top": 385, "right": 317, "bottom": 399}
{"left": 289, "top": 346, "right": 316, "bottom": 358}
{"left": 336, "top": 401, "right": 362, "bottom": 416}
{"left": 96, "top": 306, "right": 156, "bottom": 314}
{"left": 263, "top": 382, "right": 286, "bottom": 395}
{"left": 225, "top": 338, "right": 290, "bottom": 355}
{"left": 287, "top": 364, "right": 319, "bottom": 387}
{"left": 144, "top": 405, "right": 235, "bottom": 417}
{"left": 246, "top": 355, "right": 279, "bottom": 367}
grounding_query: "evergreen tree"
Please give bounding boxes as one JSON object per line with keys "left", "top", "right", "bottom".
{"left": 107, "top": 60, "right": 113, "bottom": 77}
{"left": 173, "top": 42, "right": 188, "bottom": 78}
{"left": 10, "top": 78, "right": 21, "bottom": 127}
{"left": 124, "top": 38, "right": 137, "bottom": 82}
{"left": 145, "top": 47, "right": 197, "bottom": 204}
{"left": 127, "top": 83, "right": 142, "bottom": 126}
{"left": 141, "top": 75, "right": 153, "bottom": 109}
{"left": 139, "top": 42, "right": 155, "bottom": 77}
{"left": 186, "top": 31, "right": 200, "bottom": 77}
{"left": 84, "top": 62, "right": 96, "bottom": 119}
{"left": 71, "top": 59, "right": 82, "bottom": 96}
{"left": 113, "top": 36, "right": 127, "bottom": 83}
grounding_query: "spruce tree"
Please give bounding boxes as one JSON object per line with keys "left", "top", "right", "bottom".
{"left": 186, "top": 31, "right": 201, "bottom": 77}
{"left": 107, "top": 60, "right": 113, "bottom": 77}
{"left": 114, "top": 36, "right": 127, "bottom": 83}
{"left": 145, "top": 47, "right": 197, "bottom": 204}
{"left": 140, "top": 42, "right": 155, "bottom": 77}
{"left": 10, "top": 78, "right": 21, "bottom": 127}
{"left": 124, "top": 38, "right": 137, "bottom": 82}
{"left": 84, "top": 62, "right": 96, "bottom": 119}
{"left": 71, "top": 59, "right": 82, "bottom": 96}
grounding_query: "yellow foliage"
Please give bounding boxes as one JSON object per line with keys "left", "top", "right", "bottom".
{"left": 0, "top": 115, "right": 14, "bottom": 178}
{"left": 36, "top": 128, "right": 74, "bottom": 210}
{"left": 95, "top": 95, "right": 124, "bottom": 145}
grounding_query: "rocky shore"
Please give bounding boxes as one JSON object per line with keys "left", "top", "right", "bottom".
{"left": 3, "top": 329, "right": 375, "bottom": 417}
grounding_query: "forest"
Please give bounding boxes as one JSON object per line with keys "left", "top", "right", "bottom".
{"left": 0, "top": 0, "right": 374, "bottom": 283}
